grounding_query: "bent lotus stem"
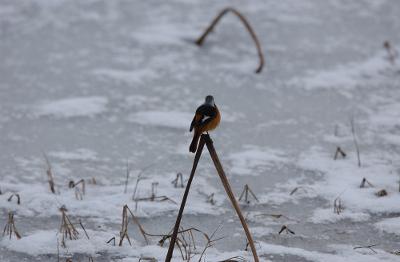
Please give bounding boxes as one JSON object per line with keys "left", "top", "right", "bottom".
{"left": 195, "top": 7, "right": 265, "bottom": 73}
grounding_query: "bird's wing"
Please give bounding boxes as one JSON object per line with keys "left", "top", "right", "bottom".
{"left": 189, "top": 114, "right": 197, "bottom": 132}
{"left": 190, "top": 112, "right": 205, "bottom": 131}
{"left": 193, "top": 105, "right": 217, "bottom": 128}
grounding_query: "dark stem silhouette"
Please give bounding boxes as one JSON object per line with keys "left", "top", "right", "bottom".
{"left": 195, "top": 7, "right": 265, "bottom": 73}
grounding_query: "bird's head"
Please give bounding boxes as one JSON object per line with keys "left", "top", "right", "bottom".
{"left": 205, "top": 95, "right": 215, "bottom": 106}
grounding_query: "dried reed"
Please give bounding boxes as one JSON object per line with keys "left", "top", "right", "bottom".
{"left": 207, "top": 193, "right": 216, "bottom": 205}
{"left": 131, "top": 164, "right": 154, "bottom": 200}
{"left": 2, "top": 211, "right": 21, "bottom": 239}
{"left": 198, "top": 224, "right": 224, "bottom": 261}
{"left": 383, "top": 41, "right": 398, "bottom": 65}
{"left": 118, "top": 205, "right": 149, "bottom": 246}
{"left": 359, "top": 178, "right": 373, "bottom": 188}
{"left": 278, "top": 225, "right": 295, "bottom": 235}
{"left": 59, "top": 205, "right": 79, "bottom": 248}
{"left": 7, "top": 193, "right": 20, "bottom": 205}
{"left": 350, "top": 118, "right": 361, "bottom": 167}
{"left": 195, "top": 7, "right": 265, "bottom": 73}
{"left": 43, "top": 153, "right": 56, "bottom": 194}
{"left": 354, "top": 243, "right": 378, "bottom": 253}
{"left": 333, "top": 197, "right": 343, "bottom": 214}
{"left": 334, "top": 147, "right": 346, "bottom": 160}
{"left": 69, "top": 179, "right": 85, "bottom": 200}
{"left": 171, "top": 172, "right": 184, "bottom": 188}
{"left": 375, "top": 189, "right": 388, "bottom": 197}
{"left": 238, "top": 184, "right": 259, "bottom": 204}
{"left": 124, "top": 160, "right": 131, "bottom": 194}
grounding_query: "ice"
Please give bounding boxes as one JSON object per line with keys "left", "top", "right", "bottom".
{"left": 296, "top": 147, "right": 400, "bottom": 214}
{"left": 128, "top": 111, "right": 194, "bottom": 129}
{"left": 259, "top": 242, "right": 397, "bottom": 262}
{"left": 34, "top": 96, "right": 108, "bottom": 118}
{"left": 310, "top": 208, "right": 370, "bottom": 224}
{"left": 289, "top": 52, "right": 393, "bottom": 92}
{"left": 228, "top": 146, "right": 288, "bottom": 176}
{"left": 1, "top": 0, "right": 400, "bottom": 261}
{"left": 93, "top": 68, "right": 158, "bottom": 85}
{"left": 375, "top": 217, "right": 400, "bottom": 235}
{"left": 49, "top": 149, "right": 98, "bottom": 161}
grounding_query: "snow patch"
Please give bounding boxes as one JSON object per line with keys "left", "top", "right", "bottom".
{"left": 228, "top": 146, "right": 289, "bottom": 175}
{"left": 48, "top": 149, "right": 98, "bottom": 161}
{"left": 297, "top": 147, "right": 400, "bottom": 214}
{"left": 289, "top": 51, "right": 398, "bottom": 92}
{"left": 128, "top": 111, "right": 193, "bottom": 129}
{"left": 35, "top": 96, "right": 108, "bottom": 118}
{"left": 311, "top": 208, "right": 370, "bottom": 223}
{"left": 93, "top": 68, "right": 157, "bottom": 85}
{"left": 0, "top": 171, "right": 225, "bottom": 220}
{"left": 259, "top": 242, "right": 397, "bottom": 262}
{"left": 375, "top": 217, "right": 400, "bottom": 235}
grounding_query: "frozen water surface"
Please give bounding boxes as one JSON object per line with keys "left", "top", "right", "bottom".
{"left": 1, "top": 0, "right": 400, "bottom": 261}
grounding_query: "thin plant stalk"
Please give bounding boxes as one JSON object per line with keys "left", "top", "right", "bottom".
{"left": 350, "top": 118, "right": 361, "bottom": 167}
{"left": 195, "top": 7, "right": 265, "bottom": 73}
{"left": 132, "top": 164, "right": 154, "bottom": 200}
{"left": 124, "top": 160, "right": 130, "bottom": 194}
{"left": 165, "top": 138, "right": 206, "bottom": 261}
{"left": 203, "top": 134, "right": 259, "bottom": 262}
{"left": 43, "top": 152, "right": 56, "bottom": 194}
{"left": 2, "top": 212, "right": 21, "bottom": 239}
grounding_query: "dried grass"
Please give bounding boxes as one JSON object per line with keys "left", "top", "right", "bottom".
{"left": 359, "top": 178, "right": 373, "bottom": 188}
{"left": 7, "top": 193, "right": 21, "bottom": 205}
{"left": 254, "top": 213, "right": 295, "bottom": 222}
{"left": 383, "top": 41, "right": 398, "bottom": 65}
{"left": 171, "top": 172, "right": 184, "bottom": 188}
{"left": 131, "top": 164, "right": 154, "bottom": 200}
{"left": 207, "top": 193, "right": 216, "bottom": 205}
{"left": 153, "top": 226, "right": 213, "bottom": 261}
{"left": 68, "top": 179, "right": 85, "bottom": 200}
{"left": 278, "top": 225, "right": 295, "bottom": 235}
{"left": 139, "top": 257, "right": 157, "bottom": 262}
{"left": 198, "top": 224, "right": 224, "bottom": 261}
{"left": 375, "top": 189, "right": 388, "bottom": 197}
{"left": 124, "top": 160, "right": 131, "bottom": 194}
{"left": 333, "top": 197, "right": 344, "bottom": 214}
{"left": 43, "top": 153, "right": 56, "bottom": 194}
{"left": 354, "top": 243, "right": 378, "bottom": 253}
{"left": 350, "top": 118, "right": 361, "bottom": 167}
{"left": 59, "top": 205, "right": 79, "bottom": 248}
{"left": 238, "top": 184, "right": 259, "bottom": 204}
{"left": 218, "top": 256, "right": 246, "bottom": 262}
{"left": 2, "top": 211, "right": 21, "bottom": 240}
{"left": 106, "top": 236, "right": 116, "bottom": 246}
{"left": 118, "top": 205, "right": 149, "bottom": 246}
{"left": 134, "top": 182, "right": 177, "bottom": 209}
{"left": 333, "top": 147, "right": 346, "bottom": 160}
{"left": 288, "top": 186, "right": 315, "bottom": 196}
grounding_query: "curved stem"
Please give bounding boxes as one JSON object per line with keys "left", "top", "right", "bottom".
{"left": 195, "top": 7, "right": 265, "bottom": 73}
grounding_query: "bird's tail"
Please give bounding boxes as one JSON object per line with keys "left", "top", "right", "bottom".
{"left": 189, "top": 131, "right": 201, "bottom": 153}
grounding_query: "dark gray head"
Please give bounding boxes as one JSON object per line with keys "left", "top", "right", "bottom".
{"left": 204, "top": 95, "right": 215, "bottom": 106}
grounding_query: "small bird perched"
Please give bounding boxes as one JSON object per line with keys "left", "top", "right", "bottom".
{"left": 189, "top": 95, "right": 221, "bottom": 153}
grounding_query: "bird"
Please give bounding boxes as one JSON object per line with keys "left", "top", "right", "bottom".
{"left": 189, "top": 95, "right": 221, "bottom": 153}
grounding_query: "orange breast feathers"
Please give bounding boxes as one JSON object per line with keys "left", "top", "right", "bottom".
{"left": 189, "top": 105, "right": 221, "bottom": 153}
{"left": 194, "top": 106, "right": 220, "bottom": 133}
